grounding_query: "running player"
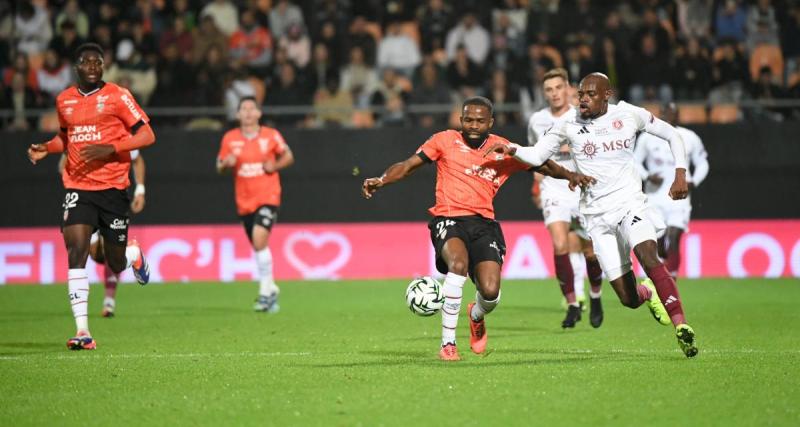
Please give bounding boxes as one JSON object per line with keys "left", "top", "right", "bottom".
{"left": 362, "top": 97, "right": 594, "bottom": 361}
{"left": 58, "top": 150, "right": 146, "bottom": 317}
{"left": 27, "top": 43, "right": 153, "bottom": 350}
{"left": 527, "top": 68, "right": 605, "bottom": 328}
{"left": 634, "top": 103, "right": 709, "bottom": 280}
{"left": 487, "top": 73, "right": 699, "bottom": 358}
{"left": 217, "top": 96, "right": 294, "bottom": 313}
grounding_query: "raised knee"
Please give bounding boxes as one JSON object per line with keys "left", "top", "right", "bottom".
{"left": 448, "top": 259, "right": 468, "bottom": 276}
{"left": 106, "top": 256, "right": 127, "bottom": 274}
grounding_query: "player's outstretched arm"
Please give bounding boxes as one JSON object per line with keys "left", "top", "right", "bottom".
{"left": 536, "top": 159, "right": 596, "bottom": 191}
{"left": 362, "top": 154, "right": 425, "bottom": 199}
{"left": 28, "top": 132, "right": 66, "bottom": 165}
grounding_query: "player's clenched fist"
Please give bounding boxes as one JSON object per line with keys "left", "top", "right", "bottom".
{"left": 361, "top": 177, "right": 384, "bottom": 199}
{"left": 668, "top": 169, "right": 689, "bottom": 200}
{"left": 28, "top": 144, "right": 48, "bottom": 164}
{"left": 567, "top": 172, "right": 597, "bottom": 191}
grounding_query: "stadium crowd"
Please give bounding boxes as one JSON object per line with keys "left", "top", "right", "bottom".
{"left": 1, "top": 0, "right": 800, "bottom": 130}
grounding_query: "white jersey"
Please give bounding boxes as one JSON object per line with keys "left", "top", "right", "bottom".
{"left": 634, "top": 126, "right": 709, "bottom": 206}
{"left": 514, "top": 101, "right": 688, "bottom": 215}
{"left": 527, "top": 105, "right": 578, "bottom": 199}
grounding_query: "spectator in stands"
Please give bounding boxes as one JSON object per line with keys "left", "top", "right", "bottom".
{"left": 598, "top": 10, "right": 632, "bottom": 65}
{"left": 14, "top": 1, "right": 52, "bottom": 56}
{"left": 783, "top": 4, "right": 800, "bottom": 78}
{"left": 3, "top": 52, "right": 37, "bottom": 90}
{"left": 201, "top": 0, "right": 239, "bottom": 37}
{"left": 347, "top": 16, "right": 377, "bottom": 66}
{"left": 270, "top": 0, "right": 305, "bottom": 40}
{"left": 710, "top": 41, "right": 750, "bottom": 103}
{"left": 629, "top": 33, "right": 674, "bottom": 104}
{"left": 50, "top": 20, "right": 84, "bottom": 63}
{"left": 377, "top": 21, "right": 421, "bottom": 77}
{"left": 486, "top": 69, "right": 519, "bottom": 126}
{"left": 131, "top": 0, "right": 169, "bottom": 39}
{"left": 564, "top": 44, "right": 593, "bottom": 87}
{"left": 417, "top": 0, "right": 454, "bottom": 54}
{"left": 370, "top": 68, "right": 408, "bottom": 127}
{"left": 225, "top": 66, "right": 258, "bottom": 121}
{"left": 751, "top": 65, "right": 788, "bottom": 120}
{"left": 279, "top": 23, "right": 311, "bottom": 70}
{"left": 159, "top": 16, "right": 194, "bottom": 56}
{"left": 746, "top": 0, "right": 780, "bottom": 51}
{"left": 192, "top": 16, "right": 228, "bottom": 64}
{"left": 172, "top": 0, "right": 197, "bottom": 32}
{"left": 446, "top": 45, "right": 484, "bottom": 97}
{"left": 632, "top": 8, "right": 672, "bottom": 56}
{"left": 193, "top": 46, "right": 227, "bottom": 107}
{"left": 340, "top": 46, "right": 379, "bottom": 109}
{"left": 674, "top": 37, "right": 713, "bottom": 100}
{"left": 229, "top": 9, "right": 273, "bottom": 75}
{"left": 312, "top": 76, "right": 353, "bottom": 127}
{"left": 130, "top": 20, "right": 159, "bottom": 62}
{"left": 308, "top": 43, "right": 338, "bottom": 96}
{"left": 516, "top": 43, "right": 556, "bottom": 90}
{"left": 1, "top": 72, "right": 40, "bottom": 130}
{"left": 36, "top": 49, "right": 72, "bottom": 104}
{"left": 106, "top": 40, "right": 157, "bottom": 105}
{"left": 445, "top": 13, "right": 490, "bottom": 66}
{"left": 408, "top": 61, "right": 451, "bottom": 127}
{"left": 489, "top": 30, "right": 516, "bottom": 75}
{"left": 0, "top": 4, "right": 10, "bottom": 70}
{"left": 151, "top": 44, "right": 194, "bottom": 107}
{"left": 715, "top": 0, "right": 747, "bottom": 43}
{"left": 55, "top": 0, "right": 89, "bottom": 39}
{"left": 311, "top": 0, "right": 349, "bottom": 40}
{"left": 266, "top": 63, "right": 310, "bottom": 126}
{"left": 492, "top": 9, "right": 524, "bottom": 58}
{"left": 677, "top": 0, "right": 712, "bottom": 40}
{"left": 318, "top": 21, "right": 346, "bottom": 70}
{"left": 594, "top": 37, "right": 628, "bottom": 96}
{"left": 91, "top": 23, "right": 114, "bottom": 52}
{"left": 95, "top": 2, "right": 120, "bottom": 31}
{"left": 525, "top": 0, "right": 564, "bottom": 48}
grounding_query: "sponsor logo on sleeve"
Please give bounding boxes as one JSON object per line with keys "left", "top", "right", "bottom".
{"left": 120, "top": 93, "right": 142, "bottom": 121}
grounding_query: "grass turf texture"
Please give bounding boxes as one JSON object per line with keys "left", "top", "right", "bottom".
{"left": 1, "top": 279, "right": 798, "bottom": 426}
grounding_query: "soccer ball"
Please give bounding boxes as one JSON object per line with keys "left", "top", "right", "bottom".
{"left": 405, "top": 277, "right": 444, "bottom": 316}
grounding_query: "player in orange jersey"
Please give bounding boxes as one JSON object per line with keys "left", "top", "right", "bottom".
{"left": 217, "top": 96, "right": 294, "bottom": 313}
{"left": 58, "top": 150, "right": 147, "bottom": 318}
{"left": 362, "top": 97, "right": 595, "bottom": 361}
{"left": 27, "top": 43, "right": 155, "bottom": 351}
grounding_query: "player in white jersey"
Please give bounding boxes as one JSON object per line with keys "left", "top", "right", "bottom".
{"left": 58, "top": 149, "right": 146, "bottom": 317}
{"left": 527, "top": 68, "right": 605, "bottom": 328}
{"left": 487, "top": 73, "right": 698, "bottom": 358}
{"left": 634, "top": 103, "right": 709, "bottom": 281}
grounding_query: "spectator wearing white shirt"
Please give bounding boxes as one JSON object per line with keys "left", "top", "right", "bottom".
{"left": 445, "top": 13, "right": 490, "bottom": 66}
{"left": 377, "top": 21, "right": 421, "bottom": 78}
{"left": 15, "top": 2, "right": 52, "bottom": 56}
{"left": 201, "top": 0, "right": 239, "bottom": 37}
{"left": 36, "top": 49, "right": 73, "bottom": 103}
{"left": 269, "top": 0, "right": 305, "bottom": 40}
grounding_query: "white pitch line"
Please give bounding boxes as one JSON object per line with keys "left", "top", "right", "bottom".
{"left": 0, "top": 351, "right": 312, "bottom": 361}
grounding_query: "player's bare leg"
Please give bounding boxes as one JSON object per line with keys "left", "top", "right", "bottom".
{"left": 104, "top": 237, "right": 149, "bottom": 286}
{"left": 251, "top": 224, "right": 279, "bottom": 313}
{"left": 90, "top": 236, "right": 118, "bottom": 317}
{"left": 63, "top": 224, "right": 96, "bottom": 350}
{"left": 657, "top": 227, "right": 684, "bottom": 281}
{"left": 608, "top": 270, "right": 668, "bottom": 326}
{"left": 547, "top": 221, "right": 580, "bottom": 328}
{"left": 581, "top": 238, "right": 604, "bottom": 328}
{"left": 468, "top": 261, "right": 501, "bottom": 355}
{"left": 438, "top": 238, "right": 469, "bottom": 361}
{"left": 634, "top": 240, "right": 697, "bottom": 357}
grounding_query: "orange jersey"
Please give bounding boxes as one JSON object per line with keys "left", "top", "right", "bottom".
{"left": 417, "top": 130, "right": 529, "bottom": 219}
{"left": 218, "top": 126, "right": 288, "bottom": 215}
{"left": 57, "top": 82, "right": 149, "bottom": 191}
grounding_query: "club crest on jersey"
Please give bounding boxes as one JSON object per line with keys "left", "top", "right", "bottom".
{"left": 582, "top": 141, "right": 598, "bottom": 159}
{"left": 612, "top": 119, "right": 623, "bottom": 129}
{"left": 258, "top": 138, "right": 269, "bottom": 153}
{"left": 96, "top": 95, "right": 108, "bottom": 112}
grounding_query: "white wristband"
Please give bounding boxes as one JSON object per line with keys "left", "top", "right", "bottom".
{"left": 134, "top": 184, "right": 145, "bottom": 196}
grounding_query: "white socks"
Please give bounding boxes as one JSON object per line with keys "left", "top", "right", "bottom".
{"left": 68, "top": 269, "right": 90, "bottom": 332}
{"left": 441, "top": 272, "right": 466, "bottom": 346}
{"left": 570, "top": 252, "right": 586, "bottom": 299}
{"left": 125, "top": 245, "right": 140, "bottom": 269}
{"left": 470, "top": 290, "right": 501, "bottom": 322}
{"left": 256, "top": 248, "right": 279, "bottom": 296}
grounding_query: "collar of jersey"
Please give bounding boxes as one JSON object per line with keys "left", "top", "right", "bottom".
{"left": 77, "top": 83, "right": 105, "bottom": 97}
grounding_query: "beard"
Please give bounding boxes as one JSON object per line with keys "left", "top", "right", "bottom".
{"left": 461, "top": 130, "right": 489, "bottom": 149}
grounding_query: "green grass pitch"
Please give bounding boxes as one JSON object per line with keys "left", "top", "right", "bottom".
{"left": 1, "top": 279, "right": 798, "bottom": 426}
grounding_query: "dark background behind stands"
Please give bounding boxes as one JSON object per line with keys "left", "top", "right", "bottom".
{"left": 3, "top": 122, "right": 800, "bottom": 227}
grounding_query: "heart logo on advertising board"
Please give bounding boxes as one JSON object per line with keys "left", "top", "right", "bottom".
{"left": 283, "top": 231, "right": 352, "bottom": 279}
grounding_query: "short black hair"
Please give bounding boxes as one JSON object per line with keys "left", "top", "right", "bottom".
{"left": 74, "top": 43, "right": 104, "bottom": 62}
{"left": 238, "top": 96, "right": 259, "bottom": 110}
{"left": 462, "top": 96, "right": 494, "bottom": 117}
